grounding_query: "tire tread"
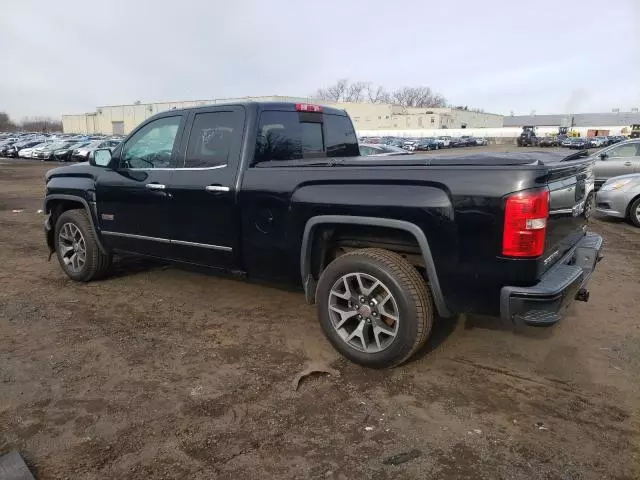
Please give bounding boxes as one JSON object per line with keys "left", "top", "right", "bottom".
{"left": 55, "top": 209, "right": 111, "bottom": 281}
{"left": 318, "top": 248, "right": 434, "bottom": 368}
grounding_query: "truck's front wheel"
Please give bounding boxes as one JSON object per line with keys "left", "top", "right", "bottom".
{"left": 316, "top": 248, "right": 433, "bottom": 368}
{"left": 54, "top": 209, "right": 112, "bottom": 282}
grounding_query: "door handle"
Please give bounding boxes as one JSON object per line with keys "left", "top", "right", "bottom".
{"left": 624, "top": 162, "right": 632, "bottom": 166}
{"left": 145, "top": 183, "right": 166, "bottom": 190}
{"left": 205, "top": 185, "right": 230, "bottom": 193}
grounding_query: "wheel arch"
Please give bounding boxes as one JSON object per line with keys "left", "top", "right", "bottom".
{"left": 300, "top": 215, "right": 451, "bottom": 317}
{"left": 45, "top": 195, "right": 108, "bottom": 254}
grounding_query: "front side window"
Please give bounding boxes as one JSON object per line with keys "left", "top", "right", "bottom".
{"left": 121, "top": 116, "right": 181, "bottom": 169}
{"left": 607, "top": 143, "right": 639, "bottom": 158}
{"left": 184, "top": 111, "right": 238, "bottom": 168}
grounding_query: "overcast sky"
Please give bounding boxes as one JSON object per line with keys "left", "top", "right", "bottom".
{"left": 1, "top": 0, "right": 638, "bottom": 120}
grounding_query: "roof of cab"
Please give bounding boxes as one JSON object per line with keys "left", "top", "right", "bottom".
{"left": 153, "top": 101, "right": 348, "bottom": 117}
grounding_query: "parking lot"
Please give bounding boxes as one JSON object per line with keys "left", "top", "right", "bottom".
{"left": 1, "top": 151, "right": 639, "bottom": 479}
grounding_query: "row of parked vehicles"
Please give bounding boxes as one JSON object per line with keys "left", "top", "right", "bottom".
{"left": 359, "top": 135, "right": 488, "bottom": 155}
{"left": 0, "top": 132, "right": 123, "bottom": 162}
{"left": 518, "top": 126, "right": 628, "bottom": 149}
{"left": 539, "top": 135, "right": 628, "bottom": 149}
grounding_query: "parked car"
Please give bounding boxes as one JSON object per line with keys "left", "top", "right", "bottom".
{"left": 437, "top": 136, "right": 452, "bottom": 148}
{"left": 43, "top": 101, "right": 603, "bottom": 368}
{"left": 51, "top": 141, "right": 91, "bottom": 162}
{"left": 359, "top": 143, "right": 412, "bottom": 156}
{"left": 5, "top": 139, "right": 46, "bottom": 157}
{"left": 401, "top": 139, "right": 420, "bottom": 152}
{"left": 413, "top": 138, "right": 440, "bottom": 151}
{"left": 596, "top": 174, "right": 640, "bottom": 227}
{"left": 26, "top": 142, "right": 56, "bottom": 159}
{"left": 591, "top": 139, "right": 640, "bottom": 189}
{"left": 539, "top": 137, "right": 560, "bottom": 147}
{"left": 459, "top": 135, "right": 476, "bottom": 147}
{"left": 38, "top": 141, "right": 83, "bottom": 161}
{"left": 566, "top": 138, "right": 591, "bottom": 150}
{"left": 588, "top": 137, "right": 607, "bottom": 148}
{"left": 474, "top": 137, "right": 488, "bottom": 146}
{"left": 449, "top": 137, "right": 464, "bottom": 148}
{"left": 70, "top": 139, "right": 121, "bottom": 162}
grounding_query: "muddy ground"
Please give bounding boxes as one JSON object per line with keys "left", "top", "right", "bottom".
{"left": 0, "top": 153, "right": 639, "bottom": 479}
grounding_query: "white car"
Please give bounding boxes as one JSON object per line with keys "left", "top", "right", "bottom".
{"left": 438, "top": 136, "right": 452, "bottom": 148}
{"left": 28, "top": 143, "right": 53, "bottom": 158}
{"left": 17, "top": 145, "right": 44, "bottom": 158}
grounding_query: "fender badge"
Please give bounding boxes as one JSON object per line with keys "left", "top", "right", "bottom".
{"left": 101, "top": 213, "right": 114, "bottom": 221}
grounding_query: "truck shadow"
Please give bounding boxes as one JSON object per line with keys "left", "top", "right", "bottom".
{"left": 410, "top": 313, "right": 555, "bottom": 363}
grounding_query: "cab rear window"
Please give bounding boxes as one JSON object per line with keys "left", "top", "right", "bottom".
{"left": 253, "top": 111, "right": 358, "bottom": 165}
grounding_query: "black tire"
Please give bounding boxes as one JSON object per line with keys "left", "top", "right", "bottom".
{"left": 54, "top": 209, "right": 112, "bottom": 282}
{"left": 629, "top": 197, "right": 640, "bottom": 228}
{"left": 316, "top": 248, "right": 434, "bottom": 368}
{"left": 583, "top": 191, "right": 595, "bottom": 220}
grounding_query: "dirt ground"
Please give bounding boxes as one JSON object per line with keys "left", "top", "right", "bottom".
{"left": 1, "top": 152, "right": 639, "bottom": 479}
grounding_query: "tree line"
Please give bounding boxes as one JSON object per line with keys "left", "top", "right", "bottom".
{"left": 0, "top": 112, "right": 63, "bottom": 133}
{"left": 313, "top": 79, "right": 483, "bottom": 112}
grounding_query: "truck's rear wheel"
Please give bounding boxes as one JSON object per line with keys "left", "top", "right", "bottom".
{"left": 316, "top": 248, "right": 433, "bottom": 368}
{"left": 54, "top": 209, "right": 112, "bottom": 282}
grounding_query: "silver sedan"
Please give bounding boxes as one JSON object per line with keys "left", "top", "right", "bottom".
{"left": 596, "top": 173, "right": 640, "bottom": 227}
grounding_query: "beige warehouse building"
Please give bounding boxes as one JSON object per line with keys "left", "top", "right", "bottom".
{"left": 62, "top": 96, "right": 504, "bottom": 135}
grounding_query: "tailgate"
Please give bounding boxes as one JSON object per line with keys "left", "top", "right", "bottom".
{"left": 543, "top": 158, "right": 595, "bottom": 271}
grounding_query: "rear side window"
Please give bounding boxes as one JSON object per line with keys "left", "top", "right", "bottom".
{"left": 253, "top": 111, "right": 358, "bottom": 165}
{"left": 325, "top": 114, "right": 360, "bottom": 157}
{"left": 184, "top": 111, "right": 239, "bottom": 168}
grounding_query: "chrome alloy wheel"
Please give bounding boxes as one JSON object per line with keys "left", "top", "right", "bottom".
{"left": 328, "top": 272, "right": 400, "bottom": 353}
{"left": 58, "top": 222, "right": 87, "bottom": 273}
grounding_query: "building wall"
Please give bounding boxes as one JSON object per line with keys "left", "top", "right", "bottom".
{"left": 63, "top": 96, "right": 505, "bottom": 134}
{"left": 63, "top": 95, "right": 320, "bottom": 134}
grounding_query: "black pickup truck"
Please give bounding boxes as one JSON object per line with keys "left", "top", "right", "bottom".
{"left": 44, "top": 102, "right": 603, "bottom": 368}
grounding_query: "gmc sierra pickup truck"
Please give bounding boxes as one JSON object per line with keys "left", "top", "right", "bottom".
{"left": 44, "top": 102, "right": 603, "bottom": 368}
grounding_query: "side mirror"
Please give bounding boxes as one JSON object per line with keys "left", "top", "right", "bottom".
{"left": 91, "top": 148, "right": 112, "bottom": 167}
{"left": 599, "top": 152, "right": 608, "bottom": 160}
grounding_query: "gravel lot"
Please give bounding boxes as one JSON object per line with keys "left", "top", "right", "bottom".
{"left": 1, "top": 152, "right": 639, "bottom": 479}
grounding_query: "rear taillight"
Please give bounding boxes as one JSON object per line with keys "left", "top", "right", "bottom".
{"left": 502, "top": 188, "right": 549, "bottom": 257}
{"left": 295, "top": 103, "right": 323, "bottom": 112}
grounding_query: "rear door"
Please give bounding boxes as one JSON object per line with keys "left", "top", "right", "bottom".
{"left": 593, "top": 141, "right": 640, "bottom": 186}
{"left": 167, "top": 106, "right": 245, "bottom": 269}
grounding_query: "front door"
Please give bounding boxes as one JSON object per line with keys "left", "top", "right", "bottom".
{"left": 168, "top": 107, "right": 245, "bottom": 268}
{"left": 96, "top": 114, "right": 185, "bottom": 257}
{"left": 594, "top": 141, "right": 640, "bottom": 185}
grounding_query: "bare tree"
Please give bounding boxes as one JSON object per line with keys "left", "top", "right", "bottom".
{"left": 366, "top": 84, "right": 391, "bottom": 104}
{"left": 0, "top": 112, "right": 16, "bottom": 131}
{"left": 314, "top": 80, "right": 447, "bottom": 108}
{"left": 390, "top": 86, "right": 447, "bottom": 108}
{"left": 343, "top": 81, "right": 368, "bottom": 103}
{"left": 20, "top": 116, "right": 63, "bottom": 132}
{"left": 316, "top": 79, "right": 349, "bottom": 102}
